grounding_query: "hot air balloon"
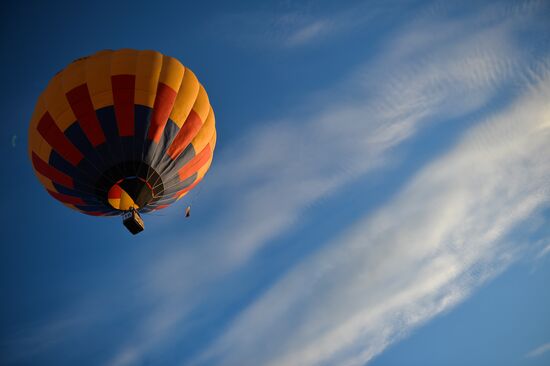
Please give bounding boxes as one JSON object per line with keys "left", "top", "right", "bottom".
{"left": 28, "top": 49, "right": 216, "bottom": 234}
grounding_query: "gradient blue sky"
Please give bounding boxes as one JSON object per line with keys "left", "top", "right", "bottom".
{"left": 1, "top": 1, "right": 550, "bottom": 365}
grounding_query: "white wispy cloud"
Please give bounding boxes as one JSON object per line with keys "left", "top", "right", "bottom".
{"left": 196, "top": 64, "right": 550, "bottom": 366}
{"left": 101, "top": 3, "right": 550, "bottom": 364}
{"left": 1, "top": 318, "right": 84, "bottom": 364}
{"left": 0, "top": 296, "right": 109, "bottom": 364}
{"left": 210, "top": 1, "right": 392, "bottom": 48}
{"left": 284, "top": 19, "right": 333, "bottom": 47}
{"left": 526, "top": 341, "right": 550, "bottom": 358}
{"left": 101, "top": 1, "right": 543, "bottom": 365}
{"left": 535, "top": 241, "right": 550, "bottom": 260}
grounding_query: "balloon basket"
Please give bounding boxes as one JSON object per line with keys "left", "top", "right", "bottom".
{"left": 122, "top": 208, "right": 144, "bottom": 235}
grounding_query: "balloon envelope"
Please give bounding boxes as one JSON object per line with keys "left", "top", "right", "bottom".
{"left": 28, "top": 49, "right": 216, "bottom": 216}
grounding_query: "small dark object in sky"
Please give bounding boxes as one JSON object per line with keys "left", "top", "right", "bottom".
{"left": 185, "top": 206, "right": 191, "bottom": 218}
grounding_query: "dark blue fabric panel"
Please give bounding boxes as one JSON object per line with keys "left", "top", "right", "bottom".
{"left": 64, "top": 121, "right": 110, "bottom": 176}
{"left": 96, "top": 107, "right": 126, "bottom": 171}
{"left": 53, "top": 182, "right": 101, "bottom": 205}
{"left": 48, "top": 151, "right": 98, "bottom": 195}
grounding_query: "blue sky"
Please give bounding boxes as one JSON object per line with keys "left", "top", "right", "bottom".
{"left": 1, "top": 0, "right": 550, "bottom": 365}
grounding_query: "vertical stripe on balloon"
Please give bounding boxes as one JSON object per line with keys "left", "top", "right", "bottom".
{"left": 166, "top": 110, "right": 203, "bottom": 160}
{"left": 65, "top": 84, "right": 106, "bottom": 146}
{"left": 111, "top": 74, "right": 136, "bottom": 136}
{"left": 37, "top": 112, "right": 83, "bottom": 166}
{"left": 147, "top": 83, "right": 178, "bottom": 142}
{"left": 178, "top": 144, "right": 212, "bottom": 181}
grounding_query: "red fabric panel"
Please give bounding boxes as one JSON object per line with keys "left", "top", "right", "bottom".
{"left": 82, "top": 211, "right": 106, "bottom": 216}
{"left": 66, "top": 84, "right": 106, "bottom": 146}
{"left": 111, "top": 75, "right": 136, "bottom": 136}
{"left": 32, "top": 152, "right": 74, "bottom": 188}
{"left": 84, "top": 211, "right": 107, "bottom": 216}
{"left": 108, "top": 184, "right": 122, "bottom": 199}
{"left": 178, "top": 144, "right": 212, "bottom": 181}
{"left": 37, "top": 112, "right": 83, "bottom": 166}
{"left": 166, "top": 110, "right": 203, "bottom": 160}
{"left": 47, "top": 190, "right": 85, "bottom": 205}
{"left": 147, "top": 83, "right": 178, "bottom": 142}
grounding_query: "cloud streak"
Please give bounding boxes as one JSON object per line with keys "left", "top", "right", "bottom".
{"left": 210, "top": 1, "right": 402, "bottom": 49}
{"left": 196, "top": 60, "right": 550, "bottom": 366}
{"left": 526, "top": 342, "right": 550, "bottom": 358}
{"left": 101, "top": 3, "right": 550, "bottom": 365}
{"left": 104, "top": 2, "right": 550, "bottom": 365}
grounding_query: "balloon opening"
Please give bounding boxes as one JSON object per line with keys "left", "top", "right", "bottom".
{"left": 108, "top": 177, "right": 154, "bottom": 211}
{"left": 95, "top": 161, "right": 165, "bottom": 213}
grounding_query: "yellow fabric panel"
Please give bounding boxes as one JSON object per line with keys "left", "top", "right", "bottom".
{"left": 191, "top": 107, "right": 215, "bottom": 152}
{"left": 37, "top": 139, "right": 53, "bottom": 166}
{"left": 89, "top": 92, "right": 114, "bottom": 110}
{"left": 57, "top": 109, "right": 79, "bottom": 132}
{"left": 134, "top": 50, "right": 163, "bottom": 107}
{"left": 192, "top": 85, "right": 211, "bottom": 123}
{"left": 193, "top": 133, "right": 216, "bottom": 182}
{"left": 86, "top": 51, "right": 114, "bottom": 109}
{"left": 33, "top": 135, "right": 52, "bottom": 163}
{"left": 176, "top": 145, "right": 215, "bottom": 201}
{"left": 158, "top": 56, "right": 185, "bottom": 92}
{"left": 120, "top": 190, "right": 139, "bottom": 210}
{"left": 135, "top": 91, "right": 157, "bottom": 109}
{"left": 92, "top": 49, "right": 113, "bottom": 58}
{"left": 209, "top": 129, "right": 217, "bottom": 151}
{"left": 169, "top": 68, "right": 200, "bottom": 128}
{"left": 108, "top": 198, "right": 121, "bottom": 209}
{"left": 42, "top": 73, "right": 76, "bottom": 131}
{"left": 61, "top": 59, "right": 87, "bottom": 93}
{"left": 196, "top": 156, "right": 213, "bottom": 180}
{"left": 28, "top": 96, "right": 52, "bottom": 164}
{"left": 111, "top": 49, "right": 139, "bottom": 76}
{"left": 28, "top": 95, "right": 47, "bottom": 157}
{"left": 36, "top": 171, "right": 56, "bottom": 191}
